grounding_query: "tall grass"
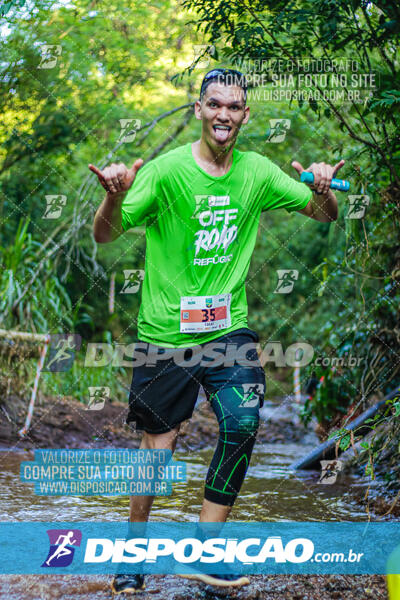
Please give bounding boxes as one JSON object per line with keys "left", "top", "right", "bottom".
{"left": 0, "top": 218, "right": 129, "bottom": 406}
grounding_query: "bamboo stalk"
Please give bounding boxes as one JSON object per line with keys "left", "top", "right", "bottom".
{"left": 0, "top": 328, "right": 49, "bottom": 343}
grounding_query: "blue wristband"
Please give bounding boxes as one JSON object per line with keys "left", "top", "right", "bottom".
{"left": 300, "top": 171, "right": 350, "bottom": 192}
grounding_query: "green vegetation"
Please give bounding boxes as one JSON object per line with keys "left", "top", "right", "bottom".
{"left": 0, "top": 0, "right": 399, "bottom": 494}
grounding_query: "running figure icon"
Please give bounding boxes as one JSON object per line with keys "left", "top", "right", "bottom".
{"left": 45, "top": 531, "right": 77, "bottom": 566}
{"left": 46, "top": 336, "right": 76, "bottom": 370}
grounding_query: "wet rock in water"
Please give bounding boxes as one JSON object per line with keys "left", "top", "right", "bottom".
{"left": 0, "top": 560, "right": 389, "bottom": 599}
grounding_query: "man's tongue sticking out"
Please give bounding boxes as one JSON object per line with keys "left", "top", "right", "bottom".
{"left": 213, "top": 125, "right": 231, "bottom": 143}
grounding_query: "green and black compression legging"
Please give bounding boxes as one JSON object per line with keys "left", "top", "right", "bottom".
{"left": 204, "top": 385, "right": 260, "bottom": 507}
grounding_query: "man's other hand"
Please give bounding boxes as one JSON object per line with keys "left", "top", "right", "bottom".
{"left": 291, "top": 159, "right": 345, "bottom": 195}
{"left": 88, "top": 159, "right": 144, "bottom": 195}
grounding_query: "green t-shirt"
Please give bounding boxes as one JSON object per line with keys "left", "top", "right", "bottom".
{"left": 121, "top": 142, "right": 311, "bottom": 348}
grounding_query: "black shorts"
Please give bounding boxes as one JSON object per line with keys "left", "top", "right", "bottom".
{"left": 126, "top": 327, "right": 266, "bottom": 433}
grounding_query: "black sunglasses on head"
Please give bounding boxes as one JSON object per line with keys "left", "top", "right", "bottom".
{"left": 200, "top": 68, "right": 247, "bottom": 99}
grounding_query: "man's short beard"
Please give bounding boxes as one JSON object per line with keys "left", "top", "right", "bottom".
{"left": 208, "top": 137, "right": 234, "bottom": 156}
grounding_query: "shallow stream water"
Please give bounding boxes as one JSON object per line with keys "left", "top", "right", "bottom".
{"left": 0, "top": 398, "right": 389, "bottom": 599}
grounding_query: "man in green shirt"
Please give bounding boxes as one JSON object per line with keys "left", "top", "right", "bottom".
{"left": 90, "top": 68, "right": 344, "bottom": 594}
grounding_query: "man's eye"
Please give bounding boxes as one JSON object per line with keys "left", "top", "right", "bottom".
{"left": 209, "top": 102, "right": 217, "bottom": 108}
{"left": 230, "top": 105, "right": 240, "bottom": 110}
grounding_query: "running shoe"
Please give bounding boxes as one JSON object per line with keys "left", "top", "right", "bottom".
{"left": 110, "top": 573, "right": 145, "bottom": 594}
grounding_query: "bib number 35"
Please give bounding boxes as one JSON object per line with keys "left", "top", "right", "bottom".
{"left": 180, "top": 293, "right": 232, "bottom": 333}
{"left": 202, "top": 308, "right": 216, "bottom": 322}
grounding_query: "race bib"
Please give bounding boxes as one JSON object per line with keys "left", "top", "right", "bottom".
{"left": 180, "top": 293, "right": 232, "bottom": 333}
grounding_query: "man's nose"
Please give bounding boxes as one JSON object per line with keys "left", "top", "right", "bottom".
{"left": 216, "top": 107, "right": 230, "bottom": 121}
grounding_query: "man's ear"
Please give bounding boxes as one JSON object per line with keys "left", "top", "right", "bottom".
{"left": 242, "top": 105, "right": 250, "bottom": 125}
{"left": 194, "top": 99, "right": 202, "bottom": 120}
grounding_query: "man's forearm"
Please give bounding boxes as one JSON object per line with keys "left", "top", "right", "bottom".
{"left": 310, "top": 189, "right": 338, "bottom": 222}
{"left": 93, "top": 191, "right": 127, "bottom": 243}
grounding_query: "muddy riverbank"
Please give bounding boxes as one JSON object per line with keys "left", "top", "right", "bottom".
{"left": 0, "top": 392, "right": 307, "bottom": 451}
{"left": 0, "top": 393, "right": 141, "bottom": 450}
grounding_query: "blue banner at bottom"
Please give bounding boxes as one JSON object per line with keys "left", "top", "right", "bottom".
{"left": 0, "top": 522, "right": 399, "bottom": 575}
